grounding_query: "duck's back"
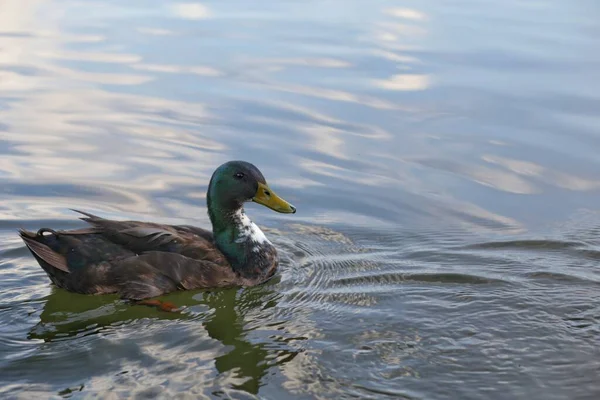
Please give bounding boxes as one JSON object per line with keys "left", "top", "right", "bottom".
{"left": 19, "top": 211, "right": 238, "bottom": 299}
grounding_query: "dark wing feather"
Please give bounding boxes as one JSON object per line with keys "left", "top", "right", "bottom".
{"left": 20, "top": 210, "right": 235, "bottom": 298}
{"left": 173, "top": 225, "right": 214, "bottom": 241}
{"left": 19, "top": 228, "right": 136, "bottom": 271}
{"left": 71, "top": 210, "right": 220, "bottom": 260}
{"left": 84, "top": 252, "right": 238, "bottom": 299}
{"left": 119, "top": 226, "right": 179, "bottom": 246}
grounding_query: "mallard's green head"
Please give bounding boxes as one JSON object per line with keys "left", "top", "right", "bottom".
{"left": 207, "top": 160, "right": 296, "bottom": 215}
{"left": 206, "top": 160, "right": 295, "bottom": 276}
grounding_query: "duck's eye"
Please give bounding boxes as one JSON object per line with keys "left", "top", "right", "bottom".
{"left": 234, "top": 172, "right": 245, "bottom": 180}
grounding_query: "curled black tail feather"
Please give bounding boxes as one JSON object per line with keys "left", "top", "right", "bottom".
{"left": 37, "top": 228, "right": 59, "bottom": 237}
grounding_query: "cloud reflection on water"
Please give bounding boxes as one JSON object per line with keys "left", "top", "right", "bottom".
{"left": 1, "top": 0, "right": 594, "bottom": 236}
{"left": 0, "top": 0, "right": 537, "bottom": 233}
{"left": 171, "top": 3, "right": 211, "bottom": 20}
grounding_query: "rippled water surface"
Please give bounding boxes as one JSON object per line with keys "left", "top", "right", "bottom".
{"left": 1, "top": 0, "right": 600, "bottom": 398}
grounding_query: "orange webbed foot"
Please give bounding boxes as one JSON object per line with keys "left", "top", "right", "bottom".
{"left": 137, "top": 299, "right": 180, "bottom": 312}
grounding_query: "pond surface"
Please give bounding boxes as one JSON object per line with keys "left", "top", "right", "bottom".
{"left": 1, "top": 0, "right": 599, "bottom": 398}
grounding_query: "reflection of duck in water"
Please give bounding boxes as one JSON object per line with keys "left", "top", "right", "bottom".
{"left": 29, "top": 287, "right": 299, "bottom": 395}
{"left": 18, "top": 161, "right": 296, "bottom": 308}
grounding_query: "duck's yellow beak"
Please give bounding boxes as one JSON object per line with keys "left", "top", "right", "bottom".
{"left": 253, "top": 182, "right": 296, "bottom": 214}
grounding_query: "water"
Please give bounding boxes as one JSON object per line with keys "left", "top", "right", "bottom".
{"left": 1, "top": 0, "right": 599, "bottom": 398}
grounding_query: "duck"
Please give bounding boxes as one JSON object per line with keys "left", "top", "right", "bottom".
{"left": 19, "top": 161, "right": 296, "bottom": 306}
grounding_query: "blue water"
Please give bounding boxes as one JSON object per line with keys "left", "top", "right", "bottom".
{"left": 0, "top": 0, "right": 599, "bottom": 398}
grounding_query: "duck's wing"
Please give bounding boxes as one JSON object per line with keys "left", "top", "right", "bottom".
{"left": 20, "top": 228, "right": 238, "bottom": 299}
{"left": 19, "top": 210, "right": 231, "bottom": 296}
{"left": 71, "top": 210, "right": 226, "bottom": 264}
{"left": 101, "top": 251, "right": 239, "bottom": 299}
{"left": 19, "top": 226, "right": 138, "bottom": 289}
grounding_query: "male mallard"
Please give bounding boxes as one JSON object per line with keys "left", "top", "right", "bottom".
{"left": 19, "top": 161, "right": 296, "bottom": 303}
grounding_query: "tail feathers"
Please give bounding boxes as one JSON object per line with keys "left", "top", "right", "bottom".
{"left": 70, "top": 209, "right": 104, "bottom": 223}
{"left": 18, "top": 229, "right": 70, "bottom": 273}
